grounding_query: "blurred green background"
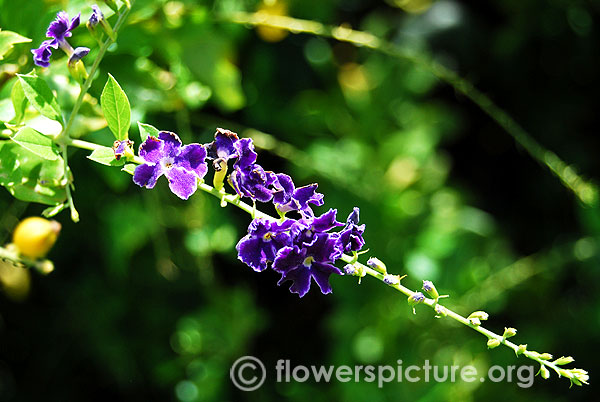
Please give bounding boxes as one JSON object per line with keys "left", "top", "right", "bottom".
{"left": 0, "top": 0, "right": 599, "bottom": 400}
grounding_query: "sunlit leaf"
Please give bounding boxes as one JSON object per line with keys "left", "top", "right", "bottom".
{"left": 11, "top": 126, "right": 60, "bottom": 161}
{"left": 87, "top": 146, "right": 126, "bottom": 166}
{"left": 16, "top": 73, "right": 63, "bottom": 124}
{"left": 0, "top": 29, "right": 31, "bottom": 60}
{"left": 101, "top": 74, "right": 131, "bottom": 141}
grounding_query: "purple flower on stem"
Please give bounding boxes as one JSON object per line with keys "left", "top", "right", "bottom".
{"left": 339, "top": 207, "right": 366, "bottom": 253}
{"left": 273, "top": 232, "right": 343, "bottom": 297}
{"left": 112, "top": 139, "right": 133, "bottom": 160}
{"left": 133, "top": 131, "right": 207, "bottom": 200}
{"left": 206, "top": 128, "right": 239, "bottom": 164}
{"left": 229, "top": 138, "right": 278, "bottom": 202}
{"left": 88, "top": 5, "right": 104, "bottom": 27}
{"left": 236, "top": 219, "right": 294, "bottom": 272}
{"left": 32, "top": 11, "right": 82, "bottom": 67}
{"left": 272, "top": 173, "right": 324, "bottom": 216}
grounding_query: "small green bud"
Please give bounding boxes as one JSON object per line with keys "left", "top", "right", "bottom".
{"left": 571, "top": 369, "right": 589, "bottom": 385}
{"left": 434, "top": 304, "right": 447, "bottom": 318}
{"left": 539, "top": 353, "right": 553, "bottom": 360}
{"left": 503, "top": 327, "right": 517, "bottom": 338}
{"left": 469, "top": 317, "right": 481, "bottom": 326}
{"left": 553, "top": 356, "right": 575, "bottom": 365}
{"left": 407, "top": 292, "right": 425, "bottom": 314}
{"left": 516, "top": 344, "right": 527, "bottom": 356}
{"left": 558, "top": 369, "right": 572, "bottom": 379}
{"left": 366, "top": 257, "right": 387, "bottom": 274}
{"left": 487, "top": 338, "right": 501, "bottom": 349}
{"left": 468, "top": 311, "right": 489, "bottom": 321}
{"left": 539, "top": 365, "right": 550, "bottom": 380}
{"left": 422, "top": 280, "right": 439, "bottom": 299}
{"left": 213, "top": 158, "right": 228, "bottom": 190}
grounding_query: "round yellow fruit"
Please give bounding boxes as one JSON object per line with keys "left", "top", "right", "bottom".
{"left": 12, "top": 217, "right": 61, "bottom": 259}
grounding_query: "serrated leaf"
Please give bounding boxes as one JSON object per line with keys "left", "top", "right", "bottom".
{"left": 138, "top": 122, "right": 159, "bottom": 142}
{"left": 122, "top": 163, "right": 136, "bottom": 175}
{"left": 17, "top": 73, "right": 63, "bottom": 124}
{"left": 11, "top": 79, "right": 27, "bottom": 124}
{"left": 0, "top": 29, "right": 31, "bottom": 60}
{"left": 101, "top": 74, "right": 131, "bottom": 141}
{"left": 11, "top": 127, "right": 60, "bottom": 160}
{"left": 87, "top": 146, "right": 126, "bottom": 166}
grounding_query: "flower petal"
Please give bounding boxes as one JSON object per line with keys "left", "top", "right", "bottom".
{"left": 311, "top": 262, "right": 341, "bottom": 295}
{"left": 280, "top": 267, "right": 312, "bottom": 298}
{"left": 165, "top": 166, "right": 198, "bottom": 200}
{"left": 236, "top": 235, "right": 268, "bottom": 272}
{"left": 158, "top": 131, "right": 182, "bottom": 158}
{"left": 233, "top": 138, "right": 257, "bottom": 170}
{"left": 175, "top": 143, "right": 207, "bottom": 179}
{"left": 272, "top": 246, "right": 304, "bottom": 275}
{"left": 133, "top": 163, "right": 162, "bottom": 189}
{"left": 206, "top": 128, "right": 239, "bottom": 160}
{"left": 139, "top": 136, "right": 163, "bottom": 163}
{"left": 273, "top": 173, "right": 295, "bottom": 206}
{"left": 311, "top": 209, "right": 344, "bottom": 233}
{"left": 31, "top": 40, "right": 54, "bottom": 68}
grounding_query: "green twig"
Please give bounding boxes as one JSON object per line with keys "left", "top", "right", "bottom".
{"left": 220, "top": 11, "right": 598, "bottom": 207}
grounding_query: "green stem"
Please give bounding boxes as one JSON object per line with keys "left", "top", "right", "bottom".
{"left": 63, "top": 134, "right": 586, "bottom": 384}
{"left": 0, "top": 245, "right": 54, "bottom": 274}
{"left": 220, "top": 11, "right": 598, "bottom": 207}
{"left": 57, "top": 3, "right": 132, "bottom": 144}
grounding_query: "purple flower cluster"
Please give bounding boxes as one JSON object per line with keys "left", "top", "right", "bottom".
{"left": 32, "top": 11, "right": 89, "bottom": 68}
{"left": 132, "top": 128, "right": 366, "bottom": 297}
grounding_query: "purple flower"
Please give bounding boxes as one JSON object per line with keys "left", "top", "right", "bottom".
{"left": 229, "top": 138, "right": 278, "bottom": 202}
{"left": 32, "top": 40, "right": 54, "bottom": 68}
{"left": 89, "top": 5, "right": 104, "bottom": 27}
{"left": 272, "top": 173, "right": 324, "bottom": 216}
{"left": 112, "top": 139, "right": 133, "bottom": 160}
{"left": 68, "top": 47, "right": 90, "bottom": 65}
{"left": 273, "top": 232, "right": 343, "bottom": 297}
{"left": 32, "top": 11, "right": 81, "bottom": 67}
{"left": 133, "top": 131, "right": 207, "bottom": 200}
{"left": 236, "top": 218, "right": 294, "bottom": 272}
{"left": 205, "top": 128, "right": 239, "bottom": 165}
{"left": 272, "top": 209, "right": 344, "bottom": 297}
{"left": 47, "top": 11, "right": 80, "bottom": 42}
{"left": 339, "top": 207, "right": 365, "bottom": 253}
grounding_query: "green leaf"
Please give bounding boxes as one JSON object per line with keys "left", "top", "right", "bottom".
{"left": 101, "top": 74, "right": 131, "bottom": 141}
{"left": 11, "top": 127, "right": 60, "bottom": 160}
{"left": 0, "top": 141, "right": 67, "bottom": 205}
{"left": 11, "top": 79, "right": 27, "bottom": 124}
{"left": 87, "top": 146, "right": 126, "bottom": 166}
{"left": 122, "top": 163, "right": 136, "bottom": 175}
{"left": 138, "top": 122, "right": 159, "bottom": 142}
{"left": 0, "top": 29, "right": 31, "bottom": 60}
{"left": 17, "top": 73, "right": 63, "bottom": 124}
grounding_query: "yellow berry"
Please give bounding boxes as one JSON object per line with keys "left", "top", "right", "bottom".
{"left": 12, "top": 217, "right": 61, "bottom": 259}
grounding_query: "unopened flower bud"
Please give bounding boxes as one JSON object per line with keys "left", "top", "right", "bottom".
{"left": 408, "top": 292, "right": 425, "bottom": 314}
{"left": 434, "top": 304, "right": 447, "bottom": 318}
{"left": 383, "top": 274, "right": 400, "bottom": 285}
{"left": 539, "top": 365, "right": 550, "bottom": 380}
{"left": 344, "top": 264, "right": 357, "bottom": 276}
{"left": 553, "top": 356, "right": 575, "bottom": 366}
{"left": 468, "top": 311, "right": 489, "bottom": 321}
{"left": 503, "top": 327, "right": 517, "bottom": 338}
{"left": 113, "top": 139, "right": 134, "bottom": 160}
{"left": 422, "top": 280, "right": 439, "bottom": 299}
{"left": 487, "top": 338, "right": 501, "bottom": 349}
{"left": 67, "top": 47, "right": 90, "bottom": 84}
{"left": 539, "top": 353, "right": 553, "bottom": 360}
{"left": 366, "top": 257, "right": 386, "bottom": 274}
{"left": 12, "top": 217, "right": 61, "bottom": 259}
{"left": 516, "top": 344, "right": 527, "bottom": 356}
